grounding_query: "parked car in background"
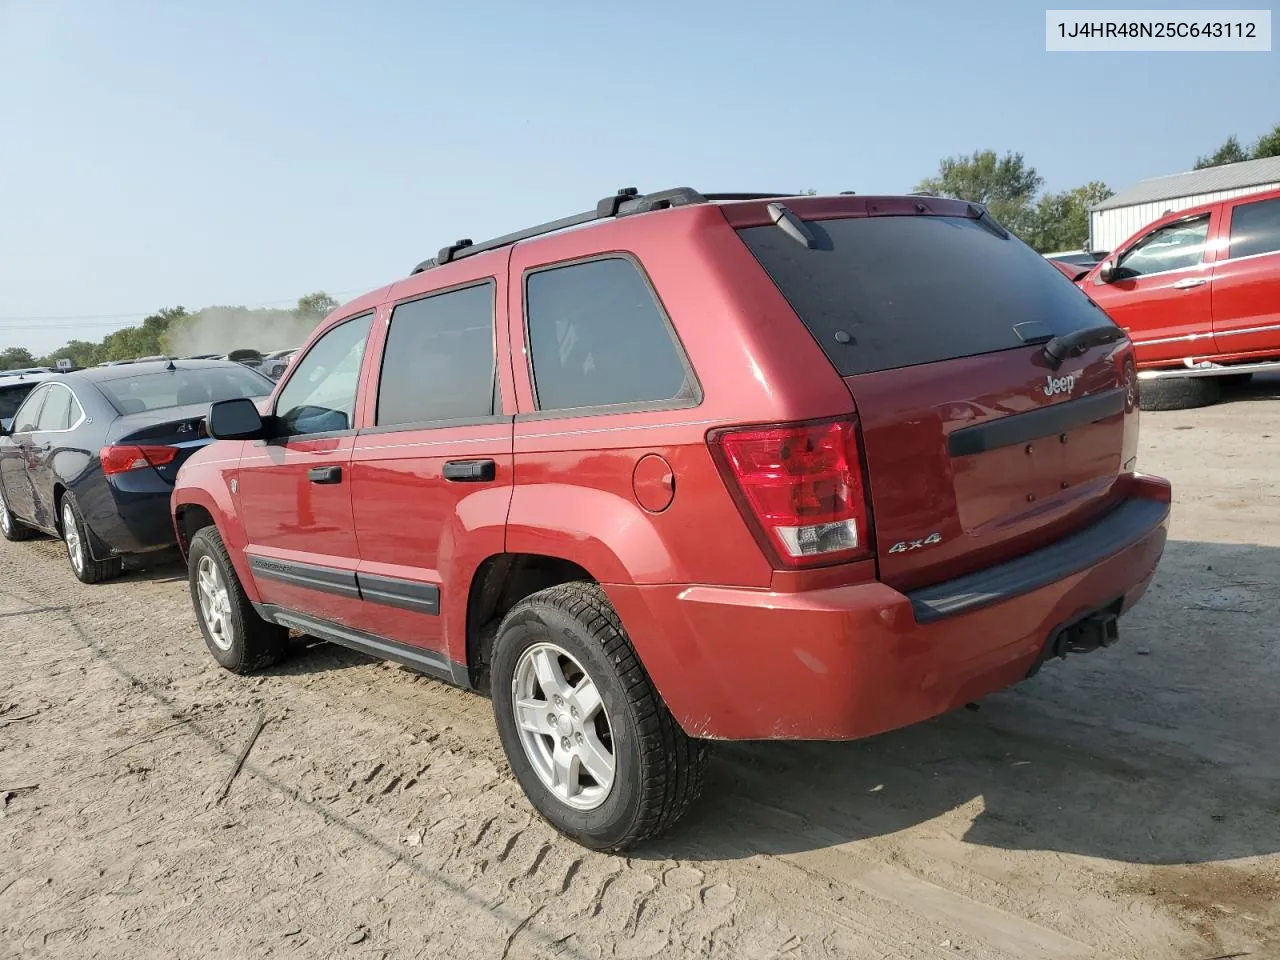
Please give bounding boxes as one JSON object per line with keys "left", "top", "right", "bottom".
{"left": 1045, "top": 249, "right": 1109, "bottom": 268}
{"left": 1049, "top": 259, "right": 1092, "bottom": 282}
{"left": 0, "top": 367, "right": 55, "bottom": 378}
{"left": 1081, "top": 186, "right": 1280, "bottom": 409}
{"left": 172, "top": 187, "right": 1170, "bottom": 850}
{"left": 262, "top": 348, "right": 298, "bottom": 379}
{"left": 0, "top": 360, "right": 274, "bottom": 582}
{"left": 0, "top": 371, "right": 57, "bottom": 432}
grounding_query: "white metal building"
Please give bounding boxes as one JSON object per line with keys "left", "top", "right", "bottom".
{"left": 1089, "top": 155, "right": 1280, "bottom": 253}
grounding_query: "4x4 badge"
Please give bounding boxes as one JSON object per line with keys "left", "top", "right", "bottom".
{"left": 889, "top": 532, "right": 942, "bottom": 553}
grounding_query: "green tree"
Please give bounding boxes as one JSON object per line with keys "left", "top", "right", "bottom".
{"left": 0, "top": 346, "right": 37, "bottom": 370}
{"left": 37, "top": 340, "right": 103, "bottom": 369}
{"left": 915, "top": 149, "right": 1043, "bottom": 235}
{"left": 296, "top": 292, "right": 339, "bottom": 320}
{"left": 1024, "top": 181, "right": 1114, "bottom": 253}
{"left": 1251, "top": 122, "right": 1280, "bottom": 159}
{"left": 1195, "top": 135, "right": 1249, "bottom": 169}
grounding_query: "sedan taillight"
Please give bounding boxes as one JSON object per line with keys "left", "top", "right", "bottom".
{"left": 100, "top": 444, "right": 178, "bottom": 476}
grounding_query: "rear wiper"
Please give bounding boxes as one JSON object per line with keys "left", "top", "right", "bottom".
{"left": 967, "top": 203, "right": 1009, "bottom": 240}
{"left": 1042, "top": 323, "right": 1126, "bottom": 369}
{"left": 766, "top": 202, "right": 817, "bottom": 249}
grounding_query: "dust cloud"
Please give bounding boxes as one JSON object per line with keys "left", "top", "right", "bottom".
{"left": 166, "top": 306, "right": 323, "bottom": 357}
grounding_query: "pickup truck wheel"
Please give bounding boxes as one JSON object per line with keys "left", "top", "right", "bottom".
{"left": 60, "top": 494, "right": 123, "bottom": 583}
{"left": 490, "top": 582, "right": 707, "bottom": 851}
{"left": 1138, "top": 377, "right": 1221, "bottom": 411}
{"left": 0, "top": 489, "right": 34, "bottom": 542}
{"left": 187, "top": 525, "right": 288, "bottom": 673}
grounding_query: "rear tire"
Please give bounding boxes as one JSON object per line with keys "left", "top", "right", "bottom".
{"left": 188, "top": 525, "right": 288, "bottom": 673}
{"left": 60, "top": 493, "right": 123, "bottom": 583}
{"left": 0, "top": 488, "right": 34, "bottom": 542}
{"left": 490, "top": 582, "right": 707, "bottom": 851}
{"left": 1221, "top": 372, "right": 1253, "bottom": 388}
{"left": 1138, "top": 377, "right": 1221, "bottom": 411}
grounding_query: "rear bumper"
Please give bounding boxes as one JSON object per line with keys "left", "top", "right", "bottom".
{"left": 606, "top": 474, "right": 1170, "bottom": 741}
{"left": 84, "top": 481, "right": 177, "bottom": 557}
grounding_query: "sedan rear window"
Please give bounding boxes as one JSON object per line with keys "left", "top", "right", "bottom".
{"left": 97, "top": 366, "right": 272, "bottom": 415}
{"left": 738, "top": 215, "right": 1109, "bottom": 376}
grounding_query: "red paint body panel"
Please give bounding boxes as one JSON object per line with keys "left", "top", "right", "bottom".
{"left": 1082, "top": 186, "right": 1280, "bottom": 368}
{"left": 610, "top": 475, "right": 1169, "bottom": 741}
{"left": 846, "top": 341, "right": 1137, "bottom": 592}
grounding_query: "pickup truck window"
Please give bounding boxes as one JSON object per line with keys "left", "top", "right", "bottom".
{"left": 1229, "top": 197, "right": 1280, "bottom": 260}
{"left": 1118, "top": 215, "right": 1210, "bottom": 278}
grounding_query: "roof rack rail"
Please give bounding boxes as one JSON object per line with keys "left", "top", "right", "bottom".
{"left": 410, "top": 187, "right": 801, "bottom": 274}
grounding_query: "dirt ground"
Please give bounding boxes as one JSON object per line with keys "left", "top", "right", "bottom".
{"left": 2, "top": 378, "right": 1278, "bottom": 960}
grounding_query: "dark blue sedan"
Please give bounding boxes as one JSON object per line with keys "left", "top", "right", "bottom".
{"left": 0, "top": 360, "right": 273, "bottom": 583}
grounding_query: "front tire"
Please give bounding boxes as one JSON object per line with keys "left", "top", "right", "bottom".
{"left": 188, "top": 525, "right": 288, "bottom": 673}
{"left": 490, "top": 582, "right": 706, "bottom": 851}
{"left": 0, "top": 488, "right": 34, "bottom": 542}
{"left": 60, "top": 493, "right": 123, "bottom": 583}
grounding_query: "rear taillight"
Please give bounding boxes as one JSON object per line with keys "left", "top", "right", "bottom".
{"left": 710, "top": 418, "right": 873, "bottom": 568}
{"left": 100, "top": 444, "right": 179, "bottom": 476}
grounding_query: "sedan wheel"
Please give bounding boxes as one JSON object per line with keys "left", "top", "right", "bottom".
{"left": 62, "top": 502, "right": 85, "bottom": 576}
{"left": 195, "top": 554, "right": 235, "bottom": 651}
{"left": 511, "top": 641, "right": 616, "bottom": 811}
{"left": 0, "top": 493, "right": 11, "bottom": 537}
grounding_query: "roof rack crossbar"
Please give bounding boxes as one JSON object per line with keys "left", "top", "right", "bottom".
{"left": 409, "top": 187, "right": 804, "bottom": 274}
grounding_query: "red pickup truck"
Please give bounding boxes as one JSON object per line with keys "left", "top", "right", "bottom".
{"left": 1082, "top": 186, "right": 1280, "bottom": 409}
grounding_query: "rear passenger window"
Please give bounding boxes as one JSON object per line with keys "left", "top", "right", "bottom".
{"left": 34, "top": 385, "right": 76, "bottom": 431}
{"left": 1229, "top": 197, "right": 1280, "bottom": 260}
{"left": 377, "top": 282, "right": 495, "bottom": 426}
{"left": 525, "top": 257, "right": 692, "bottom": 412}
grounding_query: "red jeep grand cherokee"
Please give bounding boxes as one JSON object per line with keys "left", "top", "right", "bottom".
{"left": 171, "top": 188, "right": 1170, "bottom": 850}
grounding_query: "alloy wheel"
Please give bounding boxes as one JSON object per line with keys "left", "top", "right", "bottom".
{"left": 511, "top": 642, "right": 616, "bottom": 811}
{"left": 62, "top": 503, "right": 84, "bottom": 576}
{"left": 196, "top": 555, "right": 235, "bottom": 651}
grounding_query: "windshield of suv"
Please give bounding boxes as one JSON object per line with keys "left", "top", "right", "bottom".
{"left": 738, "top": 214, "right": 1111, "bottom": 376}
{"left": 97, "top": 366, "right": 272, "bottom": 415}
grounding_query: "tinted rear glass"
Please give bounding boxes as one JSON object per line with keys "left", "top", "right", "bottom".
{"left": 98, "top": 365, "right": 272, "bottom": 415}
{"left": 738, "top": 215, "right": 1109, "bottom": 376}
{"left": 0, "top": 383, "right": 37, "bottom": 421}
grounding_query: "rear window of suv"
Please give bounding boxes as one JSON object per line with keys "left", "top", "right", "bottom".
{"left": 738, "top": 215, "right": 1109, "bottom": 377}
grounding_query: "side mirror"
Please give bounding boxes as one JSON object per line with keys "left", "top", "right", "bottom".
{"left": 1098, "top": 259, "right": 1119, "bottom": 283}
{"left": 207, "top": 397, "right": 266, "bottom": 440}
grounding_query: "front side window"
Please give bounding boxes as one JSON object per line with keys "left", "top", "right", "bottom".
{"left": 11, "top": 387, "right": 47, "bottom": 433}
{"left": 1117, "top": 216, "right": 1210, "bottom": 277}
{"left": 525, "top": 257, "right": 691, "bottom": 412}
{"left": 34, "top": 384, "right": 79, "bottom": 431}
{"left": 1229, "top": 197, "right": 1280, "bottom": 260}
{"left": 377, "top": 282, "right": 495, "bottom": 426}
{"left": 275, "top": 314, "right": 373, "bottom": 435}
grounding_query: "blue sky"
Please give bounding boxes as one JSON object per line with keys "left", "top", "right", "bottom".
{"left": 1, "top": 0, "right": 1276, "bottom": 354}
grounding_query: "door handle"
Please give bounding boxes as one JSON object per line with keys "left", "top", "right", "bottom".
{"left": 1173, "top": 277, "right": 1208, "bottom": 289}
{"left": 442, "top": 459, "right": 496, "bottom": 483}
{"left": 307, "top": 465, "right": 342, "bottom": 484}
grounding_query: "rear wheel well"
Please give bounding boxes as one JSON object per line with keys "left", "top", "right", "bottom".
{"left": 52, "top": 484, "right": 67, "bottom": 532}
{"left": 175, "top": 504, "right": 215, "bottom": 558}
{"left": 466, "top": 553, "right": 595, "bottom": 692}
